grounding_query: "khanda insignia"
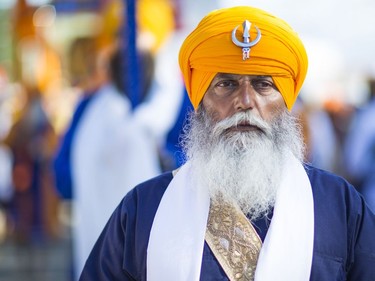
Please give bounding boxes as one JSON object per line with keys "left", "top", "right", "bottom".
{"left": 232, "top": 20, "right": 261, "bottom": 60}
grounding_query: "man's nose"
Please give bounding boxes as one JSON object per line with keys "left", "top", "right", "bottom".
{"left": 236, "top": 81, "right": 256, "bottom": 111}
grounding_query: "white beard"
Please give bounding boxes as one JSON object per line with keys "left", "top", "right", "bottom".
{"left": 181, "top": 108, "right": 304, "bottom": 220}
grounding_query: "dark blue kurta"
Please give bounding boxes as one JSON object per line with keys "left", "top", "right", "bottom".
{"left": 80, "top": 165, "right": 375, "bottom": 280}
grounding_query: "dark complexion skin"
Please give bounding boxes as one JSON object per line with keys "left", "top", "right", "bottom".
{"left": 202, "top": 73, "right": 287, "bottom": 132}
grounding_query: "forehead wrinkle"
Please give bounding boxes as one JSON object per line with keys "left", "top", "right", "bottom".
{"left": 214, "top": 73, "right": 272, "bottom": 81}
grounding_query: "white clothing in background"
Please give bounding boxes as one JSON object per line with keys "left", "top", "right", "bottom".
{"left": 0, "top": 145, "right": 12, "bottom": 202}
{"left": 72, "top": 83, "right": 160, "bottom": 278}
{"left": 133, "top": 33, "right": 185, "bottom": 144}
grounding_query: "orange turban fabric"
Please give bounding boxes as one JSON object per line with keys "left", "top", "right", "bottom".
{"left": 179, "top": 6, "right": 308, "bottom": 111}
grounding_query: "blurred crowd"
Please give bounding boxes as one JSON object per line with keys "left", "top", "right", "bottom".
{"left": 0, "top": 0, "right": 375, "bottom": 280}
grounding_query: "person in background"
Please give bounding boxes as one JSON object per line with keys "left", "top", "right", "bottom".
{"left": 80, "top": 6, "right": 375, "bottom": 281}
{"left": 4, "top": 85, "right": 59, "bottom": 244}
{"left": 0, "top": 66, "right": 13, "bottom": 219}
{"left": 292, "top": 96, "right": 338, "bottom": 172}
{"left": 53, "top": 37, "right": 160, "bottom": 279}
{"left": 344, "top": 77, "right": 375, "bottom": 212}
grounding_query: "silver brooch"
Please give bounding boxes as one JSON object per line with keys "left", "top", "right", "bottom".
{"left": 231, "top": 20, "right": 261, "bottom": 60}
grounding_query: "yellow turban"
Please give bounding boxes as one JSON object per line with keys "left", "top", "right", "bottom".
{"left": 179, "top": 6, "right": 308, "bottom": 111}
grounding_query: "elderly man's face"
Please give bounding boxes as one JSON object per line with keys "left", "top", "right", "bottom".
{"left": 202, "top": 73, "right": 286, "bottom": 124}
{"left": 185, "top": 74, "right": 304, "bottom": 218}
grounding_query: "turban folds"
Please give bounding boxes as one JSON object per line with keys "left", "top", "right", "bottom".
{"left": 178, "top": 6, "right": 308, "bottom": 110}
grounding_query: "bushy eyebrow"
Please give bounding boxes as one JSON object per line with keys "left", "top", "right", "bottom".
{"left": 214, "top": 73, "right": 239, "bottom": 80}
{"left": 214, "top": 73, "right": 272, "bottom": 80}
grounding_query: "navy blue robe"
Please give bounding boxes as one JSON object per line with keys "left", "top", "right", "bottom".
{"left": 80, "top": 165, "right": 375, "bottom": 280}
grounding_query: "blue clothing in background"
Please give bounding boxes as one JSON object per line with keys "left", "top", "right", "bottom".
{"left": 164, "top": 89, "right": 193, "bottom": 169}
{"left": 53, "top": 93, "right": 95, "bottom": 199}
{"left": 345, "top": 98, "right": 375, "bottom": 212}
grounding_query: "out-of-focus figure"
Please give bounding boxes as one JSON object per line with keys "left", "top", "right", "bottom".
{"left": 2, "top": 0, "right": 61, "bottom": 244}
{"left": 53, "top": 35, "right": 161, "bottom": 278}
{"left": 292, "top": 97, "right": 338, "bottom": 172}
{"left": 344, "top": 77, "right": 375, "bottom": 211}
{"left": 4, "top": 85, "right": 59, "bottom": 243}
{"left": 0, "top": 66, "right": 14, "bottom": 241}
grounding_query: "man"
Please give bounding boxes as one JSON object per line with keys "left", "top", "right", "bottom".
{"left": 80, "top": 6, "right": 375, "bottom": 281}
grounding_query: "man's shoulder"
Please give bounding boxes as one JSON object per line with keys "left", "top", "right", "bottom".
{"left": 134, "top": 171, "right": 174, "bottom": 195}
{"left": 303, "top": 164, "right": 364, "bottom": 207}
{"left": 121, "top": 171, "right": 174, "bottom": 210}
{"left": 304, "top": 164, "right": 352, "bottom": 188}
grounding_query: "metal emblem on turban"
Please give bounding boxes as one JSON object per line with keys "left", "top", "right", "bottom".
{"left": 232, "top": 20, "right": 261, "bottom": 60}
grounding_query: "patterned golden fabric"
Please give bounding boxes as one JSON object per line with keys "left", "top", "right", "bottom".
{"left": 205, "top": 200, "right": 262, "bottom": 281}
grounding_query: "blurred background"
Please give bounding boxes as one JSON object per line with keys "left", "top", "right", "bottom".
{"left": 0, "top": 0, "right": 375, "bottom": 280}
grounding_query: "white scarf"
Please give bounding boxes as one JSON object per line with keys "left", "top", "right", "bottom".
{"left": 147, "top": 155, "right": 314, "bottom": 280}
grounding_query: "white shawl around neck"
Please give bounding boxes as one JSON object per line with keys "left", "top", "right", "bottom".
{"left": 147, "top": 155, "right": 314, "bottom": 280}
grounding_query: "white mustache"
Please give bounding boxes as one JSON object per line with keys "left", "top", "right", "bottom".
{"left": 212, "top": 111, "right": 272, "bottom": 137}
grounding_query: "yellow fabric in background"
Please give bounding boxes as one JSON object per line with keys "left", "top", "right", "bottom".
{"left": 179, "top": 6, "right": 308, "bottom": 111}
{"left": 138, "top": 0, "right": 175, "bottom": 54}
{"left": 98, "top": 0, "right": 175, "bottom": 54}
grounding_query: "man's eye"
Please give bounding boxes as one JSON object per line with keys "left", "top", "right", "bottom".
{"left": 216, "top": 80, "right": 237, "bottom": 88}
{"left": 252, "top": 80, "right": 275, "bottom": 93}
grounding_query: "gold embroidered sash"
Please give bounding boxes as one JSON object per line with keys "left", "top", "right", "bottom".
{"left": 205, "top": 200, "right": 262, "bottom": 281}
